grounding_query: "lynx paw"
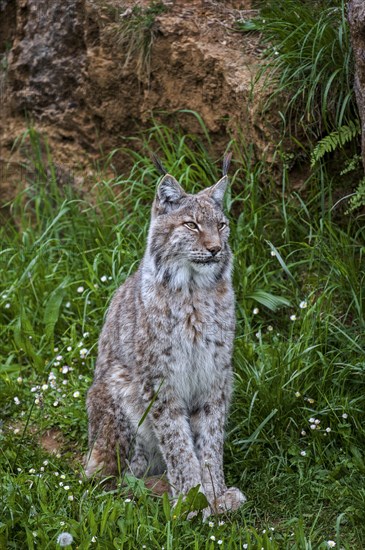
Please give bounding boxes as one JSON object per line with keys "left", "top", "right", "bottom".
{"left": 212, "top": 487, "right": 246, "bottom": 514}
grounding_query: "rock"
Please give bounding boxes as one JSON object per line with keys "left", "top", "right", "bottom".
{"left": 1, "top": 0, "right": 277, "bottom": 203}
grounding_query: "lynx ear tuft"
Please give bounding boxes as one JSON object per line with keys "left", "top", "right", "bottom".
{"left": 151, "top": 153, "right": 168, "bottom": 176}
{"left": 222, "top": 152, "right": 232, "bottom": 177}
{"left": 157, "top": 174, "right": 186, "bottom": 205}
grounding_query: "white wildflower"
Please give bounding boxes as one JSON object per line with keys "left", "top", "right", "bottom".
{"left": 299, "top": 300, "right": 308, "bottom": 309}
{"left": 57, "top": 531, "right": 73, "bottom": 546}
{"left": 73, "top": 391, "right": 80, "bottom": 398}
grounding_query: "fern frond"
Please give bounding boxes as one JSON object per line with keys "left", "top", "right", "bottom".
{"left": 346, "top": 177, "right": 365, "bottom": 213}
{"left": 310, "top": 120, "right": 361, "bottom": 167}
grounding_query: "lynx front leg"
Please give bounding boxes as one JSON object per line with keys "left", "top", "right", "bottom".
{"left": 149, "top": 394, "right": 202, "bottom": 497}
{"left": 191, "top": 397, "right": 246, "bottom": 514}
{"left": 190, "top": 399, "right": 227, "bottom": 502}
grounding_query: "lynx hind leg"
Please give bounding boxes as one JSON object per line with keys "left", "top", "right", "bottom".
{"left": 212, "top": 487, "right": 247, "bottom": 515}
{"left": 127, "top": 437, "right": 149, "bottom": 478}
{"left": 85, "top": 381, "right": 131, "bottom": 478}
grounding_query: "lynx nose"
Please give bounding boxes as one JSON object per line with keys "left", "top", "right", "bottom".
{"left": 207, "top": 245, "right": 221, "bottom": 256}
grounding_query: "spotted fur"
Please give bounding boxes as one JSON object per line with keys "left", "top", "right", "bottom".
{"left": 86, "top": 166, "right": 246, "bottom": 514}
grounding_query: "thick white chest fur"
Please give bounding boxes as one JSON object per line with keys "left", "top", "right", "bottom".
{"left": 170, "top": 326, "right": 219, "bottom": 408}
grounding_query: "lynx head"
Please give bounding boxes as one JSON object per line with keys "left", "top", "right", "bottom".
{"left": 146, "top": 156, "right": 232, "bottom": 289}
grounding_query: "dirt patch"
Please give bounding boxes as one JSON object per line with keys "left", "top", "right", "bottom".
{"left": 39, "top": 428, "right": 66, "bottom": 455}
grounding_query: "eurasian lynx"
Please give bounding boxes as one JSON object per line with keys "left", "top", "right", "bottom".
{"left": 86, "top": 155, "right": 246, "bottom": 515}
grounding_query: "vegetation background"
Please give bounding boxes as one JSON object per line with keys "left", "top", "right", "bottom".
{"left": 1, "top": 0, "right": 365, "bottom": 548}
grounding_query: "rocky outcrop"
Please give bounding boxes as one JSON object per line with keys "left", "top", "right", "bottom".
{"left": 1, "top": 0, "right": 273, "bottom": 203}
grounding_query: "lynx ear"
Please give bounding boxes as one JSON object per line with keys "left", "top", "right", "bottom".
{"left": 157, "top": 174, "right": 186, "bottom": 205}
{"left": 200, "top": 175, "right": 229, "bottom": 208}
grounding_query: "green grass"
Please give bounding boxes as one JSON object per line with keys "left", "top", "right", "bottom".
{"left": 238, "top": 0, "right": 357, "bottom": 143}
{"left": 1, "top": 122, "right": 365, "bottom": 548}
{"left": 110, "top": 1, "right": 167, "bottom": 81}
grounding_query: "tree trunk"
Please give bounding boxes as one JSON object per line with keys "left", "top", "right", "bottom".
{"left": 348, "top": 0, "right": 365, "bottom": 170}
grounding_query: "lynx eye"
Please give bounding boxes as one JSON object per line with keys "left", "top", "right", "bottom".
{"left": 218, "top": 222, "right": 226, "bottom": 231}
{"left": 184, "top": 221, "right": 199, "bottom": 231}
